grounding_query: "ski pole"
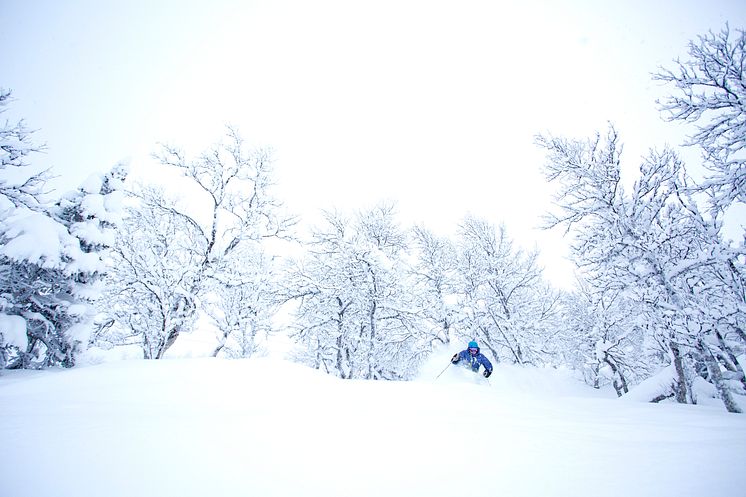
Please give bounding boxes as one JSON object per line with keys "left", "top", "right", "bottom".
{"left": 435, "top": 362, "right": 452, "bottom": 380}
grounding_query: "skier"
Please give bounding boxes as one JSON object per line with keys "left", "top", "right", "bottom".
{"left": 451, "top": 340, "right": 493, "bottom": 378}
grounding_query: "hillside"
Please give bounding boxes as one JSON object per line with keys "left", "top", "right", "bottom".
{"left": 1, "top": 356, "right": 744, "bottom": 497}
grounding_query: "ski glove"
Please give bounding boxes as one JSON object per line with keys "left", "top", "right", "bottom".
{"left": 483, "top": 369, "right": 492, "bottom": 378}
{"left": 451, "top": 354, "right": 459, "bottom": 364}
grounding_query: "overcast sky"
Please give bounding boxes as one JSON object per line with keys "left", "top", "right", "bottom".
{"left": 3, "top": 0, "right": 744, "bottom": 286}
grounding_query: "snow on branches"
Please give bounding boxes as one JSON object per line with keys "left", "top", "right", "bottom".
{"left": 537, "top": 126, "right": 745, "bottom": 412}
{"left": 654, "top": 25, "right": 746, "bottom": 211}
{"left": 0, "top": 90, "right": 127, "bottom": 368}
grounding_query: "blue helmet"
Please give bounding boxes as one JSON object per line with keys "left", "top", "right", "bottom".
{"left": 468, "top": 341, "right": 479, "bottom": 349}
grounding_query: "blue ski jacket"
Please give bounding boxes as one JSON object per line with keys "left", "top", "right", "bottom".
{"left": 454, "top": 348, "right": 493, "bottom": 373}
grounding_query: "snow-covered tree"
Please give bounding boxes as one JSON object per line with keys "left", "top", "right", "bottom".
{"left": 409, "top": 225, "right": 460, "bottom": 346}
{"left": 56, "top": 164, "right": 127, "bottom": 256}
{"left": 284, "top": 205, "right": 427, "bottom": 379}
{"left": 537, "top": 127, "right": 745, "bottom": 412}
{"left": 454, "top": 216, "right": 560, "bottom": 366}
{"left": 0, "top": 90, "right": 126, "bottom": 368}
{"left": 558, "top": 281, "right": 650, "bottom": 395}
{"left": 654, "top": 25, "right": 746, "bottom": 212}
{"left": 204, "top": 244, "right": 276, "bottom": 358}
{"left": 100, "top": 128, "right": 293, "bottom": 358}
{"left": 50, "top": 165, "right": 127, "bottom": 358}
{"left": 0, "top": 213, "right": 86, "bottom": 368}
{"left": 650, "top": 24, "right": 746, "bottom": 411}
{"left": 0, "top": 89, "right": 42, "bottom": 368}
{"left": 103, "top": 186, "right": 204, "bottom": 359}
{"left": 0, "top": 89, "right": 48, "bottom": 213}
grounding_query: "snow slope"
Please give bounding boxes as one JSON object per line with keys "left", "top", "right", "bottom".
{"left": 1, "top": 357, "right": 744, "bottom": 497}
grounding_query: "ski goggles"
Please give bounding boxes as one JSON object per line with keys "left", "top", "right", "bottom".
{"left": 468, "top": 347, "right": 478, "bottom": 354}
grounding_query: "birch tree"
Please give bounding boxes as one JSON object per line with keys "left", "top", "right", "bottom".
{"left": 101, "top": 128, "right": 293, "bottom": 358}
{"left": 283, "top": 205, "right": 427, "bottom": 379}
{"left": 538, "top": 127, "right": 745, "bottom": 412}
{"left": 654, "top": 25, "right": 746, "bottom": 211}
{"left": 652, "top": 24, "right": 746, "bottom": 410}
{"left": 104, "top": 187, "right": 203, "bottom": 359}
{"left": 559, "top": 281, "right": 649, "bottom": 395}
{"left": 204, "top": 245, "right": 276, "bottom": 358}
{"left": 454, "top": 216, "right": 560, "bottom": 366}
{"left": 409, "top": 225, "right": 461, "bottom": 347}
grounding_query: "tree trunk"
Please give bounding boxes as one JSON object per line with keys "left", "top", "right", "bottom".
{"left": 716, "top": 331, "right": 746, "bottom": 394}
{"left": 335, "top": 298, "right": 346, "bottom": 379}
{"left": 592, "top": 362, "right": 601, "bottom": 389}
{"left": 670, "top": 342, "right": 689, "bottom": 404}
{"left": 604, "top": 355, "right": 629, "bottom": 397}
{"left": 698, "top": 339, "right": 743, "bottom": 414}
{"left": 156, "top": 328, "right": 179, "bottom": 359}
{"left": 336, "top": 334, "right": 345, "bottom": 379}
{"left": 368, "top": 300, "right": 377, "bottom": 380}
{"left": 211, "top": 342, "right": 225, "bottom": 358}
{"left": 212, "top": 329, "right": 229, "bottom": 357}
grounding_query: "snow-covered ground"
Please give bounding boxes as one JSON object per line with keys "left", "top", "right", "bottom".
{"left": 1, "top": 354, "right": 744, "bottom": 497}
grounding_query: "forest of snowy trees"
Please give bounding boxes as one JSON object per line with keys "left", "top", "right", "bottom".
{"left": 1, "top": 26, "right": 744, "bottom": 412}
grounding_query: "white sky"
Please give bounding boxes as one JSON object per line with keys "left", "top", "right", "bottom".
{"left": 3, "top": 0, "right": 744, "bottom": 286}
